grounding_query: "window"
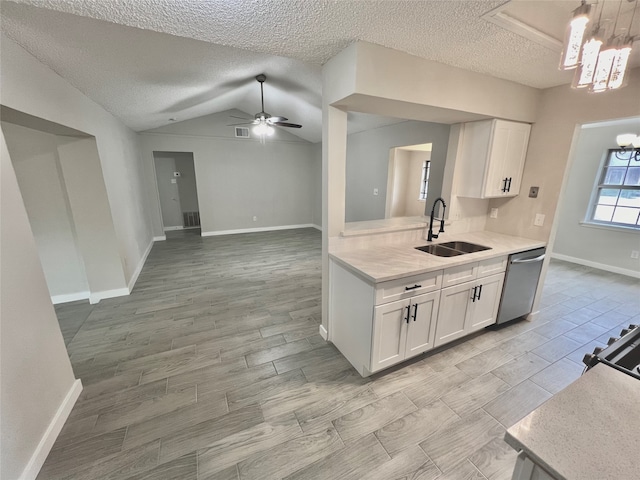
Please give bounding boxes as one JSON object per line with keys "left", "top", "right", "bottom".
{"left": 588, "top": 149, "right": 640, "bottom": 228}
{"left": 419, "top": 161, "right": 431, "bottom": 201}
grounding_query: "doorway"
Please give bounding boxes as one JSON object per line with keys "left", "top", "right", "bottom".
{"left": 385, "top": 143, "right": 433, "bottom": 218}
{"left": 153, "top": 152, "right": 200, "bottom": 232}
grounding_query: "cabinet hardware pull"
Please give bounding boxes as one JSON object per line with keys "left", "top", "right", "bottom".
{"left": 477, "top": 284, "right": 483, "bottom": 300}
{"left": 506, "top": 177, "right": 512, "bottom": 192}
{"left": 501, "top": 178, "right": 508, "bottom": 193}
{"left": 412, "top": 303, "right": 418, "bottom": 321}
{"left": 471, "top": 286, "right": 478, "bottom": 302}
{"left": 405, "top": 284, "right": 422, "bottom": 291}
{"left": 405, "top": 305, "right": 411, "bottom": 323}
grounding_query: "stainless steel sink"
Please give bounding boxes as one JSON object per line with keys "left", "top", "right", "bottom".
{"left": 415, "top": 241, "right": 491, "bottom": 257}
{"left": 415, "top": 245, "right": 464, "bottom": 257}
{"left": 438, "top": 241, "right": 491, "bottom": 253}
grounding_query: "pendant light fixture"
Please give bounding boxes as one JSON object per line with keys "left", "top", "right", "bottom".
{"left": 562, "top": 0, "right": 638, "bottom": 93}
{"left": 616, "top": 133, "right": 640, "bottom": 161}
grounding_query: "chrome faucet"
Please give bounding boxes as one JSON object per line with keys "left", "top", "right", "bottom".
{"left": 427, "top": 197, "right": 446, "bottom": 242}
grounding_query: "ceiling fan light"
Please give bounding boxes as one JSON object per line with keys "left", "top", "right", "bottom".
{"left": 266, "top": 126, "right": 275, "bottom": 136}
{"left": 560, "top": 2, "right": 591, "bottom": 70}
{"left": 254, "top": 123, "right": 268, "bottom": 135}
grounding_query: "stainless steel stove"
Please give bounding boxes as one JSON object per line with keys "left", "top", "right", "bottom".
{"left": 583, "top": 324, "right": 640, "bottom": 381}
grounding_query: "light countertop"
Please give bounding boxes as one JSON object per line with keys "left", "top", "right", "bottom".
{"left": 329, "top": 230, "right": 545, "bottom": 283}
{"left": 505, "top": 364, "right": 640, "bottom": 480}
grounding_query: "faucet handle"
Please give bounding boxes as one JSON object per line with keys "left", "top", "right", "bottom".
{"left": 439, "top": 219, "right": 445, "bottom": 233}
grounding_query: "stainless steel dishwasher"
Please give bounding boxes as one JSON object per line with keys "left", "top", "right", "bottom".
{"left": 496, "top": 247, "right": 546, "bottom": 325}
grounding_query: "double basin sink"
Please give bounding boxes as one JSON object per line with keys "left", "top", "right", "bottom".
{"left": 415, "top": 241, "right": 491, "bottom": 257}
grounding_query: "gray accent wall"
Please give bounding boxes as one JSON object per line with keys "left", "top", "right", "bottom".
{"left": 345, "top": 120, "right": 450, "bottom": 222}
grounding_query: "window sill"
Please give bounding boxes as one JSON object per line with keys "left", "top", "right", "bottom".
{"left": 579, "top": 221, "right": 640, "bottom": 234}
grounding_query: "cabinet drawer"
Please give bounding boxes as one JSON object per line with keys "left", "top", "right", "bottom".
{"left": 375, "top": 270, "right": 442, "bottom": 305}
{"left": 442, "top": 263, "right": 478, "bottom": 288}
{"left": 477, "top": 256, "right": 507, "bottom": 278}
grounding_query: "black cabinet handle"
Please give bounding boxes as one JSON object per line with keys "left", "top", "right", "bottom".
{"left": 405, "top": 305, "right": 411, "bottom": 323}
{"left": 506, "top": 177, "right": 512, "bottom": 192}
{"left": 405, "top": 284, "right": 422, "bottom": 291}
{"left": 471, "top": 286, "right": 478, "bottom": 302}
{"left": 501, "top": 178, "right": 508, "bottom": 193}
{"left": 412, "top": 303, "right": 418, "bottom": 321}
{"left": 477, "top": 284, "right": 483, "bottom": 301}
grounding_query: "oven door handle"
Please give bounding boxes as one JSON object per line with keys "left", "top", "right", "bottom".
{"left": 512, "top": 254, "right": 545, "bottom": 264}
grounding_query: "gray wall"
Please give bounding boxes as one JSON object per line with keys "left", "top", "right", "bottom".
{"left": 1, "top": 129, "right": 77, "bottom": 480}
{"left": 153, "top": 152, "right": 199, "bottom": 229}
{"left": 311, "top": 142, "right": 322, "bottom": 228}
{"left": 552, "top": 120, "right": 640, "bottom": 276}
{"left": 2, "top": 122, "right": 88, "bottom": 300}
{"left": 345, "top": 120, "right": 450, "bottom": 222}
{"left": 175, "top": 155, "right": 199, "bottom": 213}
{"left": 141, "top": 110, "right": 319, "bottom": 236}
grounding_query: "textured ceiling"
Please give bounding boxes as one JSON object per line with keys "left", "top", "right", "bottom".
{"left": 3, "top": 0, "right": 635, "bottom": 142}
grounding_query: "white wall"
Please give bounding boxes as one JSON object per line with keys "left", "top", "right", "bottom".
{"left": 0, "top": 36, "right": 153, "bottom": 286}
{"left": 552, "top": 120, "right": 640, "bottom": 277}
{"left": 140, "top": 111, "right": 319, "bottom": 236}
{"left": 404, "top": 151, "right": 430, "bottom": 217}
{"left": 2, "top": 122, "right": 88, "bottom": 300}
{"left": 345, "top": 121, "right": 449, "bottom": 222}
{"left": 311, "top": 142, "right": 322, "bottom": 228}
{"left": 1, "top": 130, "right": 80, "bottom": 480}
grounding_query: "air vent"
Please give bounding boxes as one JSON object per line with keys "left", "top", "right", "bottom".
{"left": 235, "top": 127, "right": 250, "bottom": 138}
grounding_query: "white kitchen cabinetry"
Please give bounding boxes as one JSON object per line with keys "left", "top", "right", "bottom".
{"left": 371, "top": 291, "right": 440, "bottom": 372}
{"left": 435, "top": 257, "right": 506, "bottom": 347}
{"left": 458, "top": 119, "right": 531, "bottom": 199}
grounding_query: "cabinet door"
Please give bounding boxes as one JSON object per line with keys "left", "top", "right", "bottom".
{"left": 467, "top": 273, "right": 504, "bottom": 332}
{"left": 371, "top": 300, "right": 409, "bottom": 372}
{"left": 484, "top": 120, "right": 531, "bottom": 198}
{"left": 434, "top": 282, "right": 473, "bottom": 347}
{"left": 406, "top": 291, "right": 440, "bottom": 358}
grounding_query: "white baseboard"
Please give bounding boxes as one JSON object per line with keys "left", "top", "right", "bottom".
{"left": 127, "top": 239, "right": 154, "bottom": 292}
{"left": 89, "top": 287, "right": 130, "bottom": 304}
{"left": 153, "top": 235, "right": 166, "bottom": 241}
{"left": 163, "top": 226, "right": 183, "bottom": 231}
{"left": 51, "top": 291, "right": 90, "bottom": 305}
{"left": 20, "top": 379, "right": 82, "bottom": 480}
{"left": 202, "top": 224, "right": 316, "bottom": 237}
{"left": 319, "top": 324, "right": 328, "bottom": 340}
{"left": 551, "top": 253, "right": 640, "bottom": 279}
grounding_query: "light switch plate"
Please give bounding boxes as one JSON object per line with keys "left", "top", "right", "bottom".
{"left": 490, "top": 208, "right": 498, "bottom": 219}
{"left": 534, "top": 213, "right": 545, "bottom": 227}
{"left": 373, "top": 188, "right": 379, "bottom": 196}
{"left": 171, "top": 179, "right": 177, "bottom": 184}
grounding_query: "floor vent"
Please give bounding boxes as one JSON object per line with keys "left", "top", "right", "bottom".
{"left": 235, "top": 127, "right": 250, "bottom": 138}
{"left": 183, "top": 211, "right": 201, "bottom": 228}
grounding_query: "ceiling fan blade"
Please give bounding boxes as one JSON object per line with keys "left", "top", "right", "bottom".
{"left": 272, "top": 122, "right": 302, "bottom": 128}
{"left": 267, "top": 116, "right": 288, "bottom": 123}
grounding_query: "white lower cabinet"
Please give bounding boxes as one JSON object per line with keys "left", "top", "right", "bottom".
{"left": 371, "top": 291, "right": 440, "bottom": 373}
{"left": 435, "top": 273, "right": 504, "bottom": 348}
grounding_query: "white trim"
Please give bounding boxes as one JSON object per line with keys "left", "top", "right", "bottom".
{"left": 319, "top": 324, "right": 328, "bottom": 341}
{"left": 153, "top": 235, "right": 166, "bottom": 241}
{"left": 201, "top": 224, "right": 316, "bottom": 237}
{"left": 163, "top": 226, "right": 183, "bottom": 231}
{"left": 51, "top": 291, "right": 90, "bottom": 305}
{"left": 312, "top": 224, "right": 322, "bottom": 231}
{"left": 19, "top": 379, "right": 82, "bottom": 480}
{"left": 127, "top": 239, "right": 154, "bottom": 292}
{"left": 579, "top": 221, "right": 640, "bottom": 234}
{"left": 551, "top": 253, "right": 640, "bottom": 279}
{"left": 89, "top": 287, "right": 130, "bottom": 304}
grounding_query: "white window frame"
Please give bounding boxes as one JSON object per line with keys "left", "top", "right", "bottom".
{"left": 419, "top": 160, "right": 431, "bottom": 201}
{"left": 585, "top": 149, "right": 640, "bottom": 230}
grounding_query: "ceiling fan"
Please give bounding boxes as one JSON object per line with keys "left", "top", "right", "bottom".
{"left": 228, "top": 74, "right": 302, "bottom": 136}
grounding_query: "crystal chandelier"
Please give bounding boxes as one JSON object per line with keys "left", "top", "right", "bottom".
{"left": 560, "top": 0, "right": 638, "bottom": 93}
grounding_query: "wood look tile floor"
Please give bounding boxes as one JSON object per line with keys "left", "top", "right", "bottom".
{"left": 42, "top": 228, "right": 640, "bottom": 480}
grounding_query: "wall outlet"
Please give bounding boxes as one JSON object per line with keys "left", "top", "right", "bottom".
{"left": 632, "top": 250, "right": 639, "bottom": 259}
{"left": 373, "top": 188, "right": 379, "bottom": 196}
{"left": 252, "top": 216, "right": 257, "bottom": 222}
{"left": 534, "top": 213, "right": 545, "bottom": 227}
{"left": 490, "top": 208, "right": 498, "bottom": 219}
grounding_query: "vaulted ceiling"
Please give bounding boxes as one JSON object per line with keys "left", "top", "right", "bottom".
{"left": 2, "top": 0, "right": 639, "bottom": 142}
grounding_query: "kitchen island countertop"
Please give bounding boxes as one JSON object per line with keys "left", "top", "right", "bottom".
{"left": 329, "top": 230, "right": 545, "bottom": 283}
{"left": 505, "top": 363, "right": 640, "bottom": 480}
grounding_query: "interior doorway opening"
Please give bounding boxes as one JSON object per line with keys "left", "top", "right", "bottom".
{"left": 385, "top": 143, "right": 433, "bottom": 218}
{"left": 153, "top": 152, "right": 200, "bottom": 232}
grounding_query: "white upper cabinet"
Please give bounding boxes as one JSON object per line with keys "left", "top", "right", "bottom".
{"left": 458, "top": 119, "right": 531, "bottom": 199}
